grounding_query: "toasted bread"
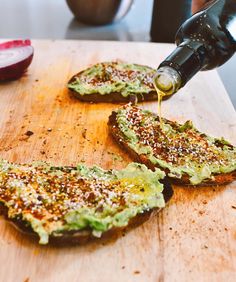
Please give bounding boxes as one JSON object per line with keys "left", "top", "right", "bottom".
{"left": 108, "top": 104, "right": 236, "bottom": 186}
{"left": 0, "top": 160, "right": 172, "bottom": 245}
{"left": 68, "top": 62, "right": 167, "bottom": 103}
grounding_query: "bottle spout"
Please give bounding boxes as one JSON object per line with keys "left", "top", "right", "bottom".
{"left": 153, "top": 66, "right": 182, "bottom": 95}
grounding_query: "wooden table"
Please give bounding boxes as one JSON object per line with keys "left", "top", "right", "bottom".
{"left": 0, "top": 40, "right": 235, "bottom": 282}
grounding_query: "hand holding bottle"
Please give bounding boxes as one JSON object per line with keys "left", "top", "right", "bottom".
{"left": 192, "top": 0, "right": 211, "bottom": 13}
{"left": 154, "top": 0, "right": 236, "bottom": 96}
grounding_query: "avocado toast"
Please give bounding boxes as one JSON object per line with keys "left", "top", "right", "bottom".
{"left": 0, "top": 160, "right": 172, "bottom": 245}
{"left": 108, "top": 104, "right": 236, "bottom": 185}
{"left": 68, "top": 62, "right": 162, "bottom": 103}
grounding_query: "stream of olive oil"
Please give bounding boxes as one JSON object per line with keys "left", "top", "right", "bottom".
{"left": 154, "top": 85, "right": 166, "bottom": 130}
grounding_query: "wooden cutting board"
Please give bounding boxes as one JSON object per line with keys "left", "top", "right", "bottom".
{"left": 0, "top": 40, "right": 235, "bottom": 282}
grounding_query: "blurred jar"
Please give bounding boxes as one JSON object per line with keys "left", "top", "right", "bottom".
{"left": 66, "top": 0, "right": 134, "bottom": 25}
{"left": 151, "top": 0, "right": 191, "bottom": 43}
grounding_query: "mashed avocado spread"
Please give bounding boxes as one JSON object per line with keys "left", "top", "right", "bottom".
{"left": 0, "top": 160, "right": 166, "bottom": 244}
{"left": 115, "top": 105, "right": 236, "bottom": 185}
{"left": 68, "top": 62, "right": 156, "bottom": 97}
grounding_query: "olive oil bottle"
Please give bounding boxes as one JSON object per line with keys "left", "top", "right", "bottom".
{"left": 153, "top": 0, "right": 236, "bottom": 95}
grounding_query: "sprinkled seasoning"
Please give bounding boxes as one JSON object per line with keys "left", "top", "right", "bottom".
{"left": 80, "top": 62, "right": 155, "bottom": 88}
{"left": 115, "top": 104, "right": 236, "bottom": 184}
{"left": 68, "top": 62, "right": 156, "bottom": 97}
{"left": 0, "top": 161, "right": 165, "bottom": 244}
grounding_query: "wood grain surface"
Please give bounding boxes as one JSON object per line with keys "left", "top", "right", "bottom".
{"left": 0, "top": 40, "right": 235, "bottom": 282}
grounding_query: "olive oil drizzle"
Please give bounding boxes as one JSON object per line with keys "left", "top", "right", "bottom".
{"left": 157, "top": 91, "right": 163, "bottom": 129}
{"left": 154, "top": 84, "right": 166, "bottom": 130}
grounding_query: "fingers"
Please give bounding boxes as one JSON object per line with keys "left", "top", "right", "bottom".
{"left": 191, "top": 0, "right": 211, "bottom": 14}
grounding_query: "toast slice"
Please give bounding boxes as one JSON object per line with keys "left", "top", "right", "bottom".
{"left": 68, "top": 62, "right": 162, "bottom": 103}
{"left": 0, "top": 160, "right": 172, "bottom": 245}
{"left": 108, "top": 104, "right": 236, "bottom": 186}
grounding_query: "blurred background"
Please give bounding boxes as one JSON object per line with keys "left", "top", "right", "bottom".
{"left": 0, "top": 0, "right": 235, "bottom": 107}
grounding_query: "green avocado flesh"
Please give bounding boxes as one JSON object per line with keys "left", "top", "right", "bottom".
{"left": 0, "top": 161, "right": 166, "bottom": 244}
{"left": 114, "top": 105, "right": 236, "bottom": 185}
{"left": 68, "top": 62, "right": 156, "bottom": 98}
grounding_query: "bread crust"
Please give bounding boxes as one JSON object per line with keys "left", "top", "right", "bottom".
{"left": 0, "top": 204, "right": 154, "bottom": 245}
{"left": 108, "top": 111, "right": 236, "bottom": 186}
{"left": 68, "top": 88, "right": 160, "bottom": 103}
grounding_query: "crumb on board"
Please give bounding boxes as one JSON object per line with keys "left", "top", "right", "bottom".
{"left": 25, "top": 130, "right": 34, "bottom": 137}
{"left": 82, "top": 128, "right": 87, "bottom": 139}
{"left": 198, "top": 210, "right": 205, "bottom": 215}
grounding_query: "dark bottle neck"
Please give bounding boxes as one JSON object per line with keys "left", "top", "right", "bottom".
{"left": 150, "top": 0, "right": 191, "bottom": 43}
{"left": 158, "top": 40, "right": 207, "bottom": 87}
